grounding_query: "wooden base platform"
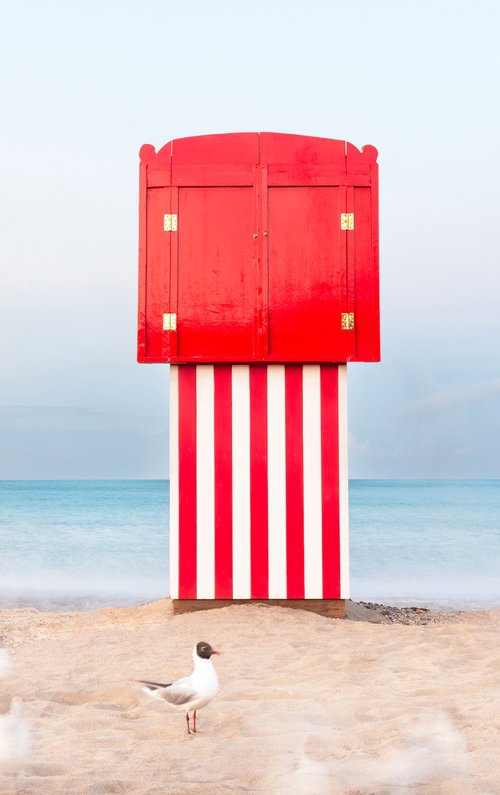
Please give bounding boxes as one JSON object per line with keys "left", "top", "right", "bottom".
{"left": 172, "top": 599, "right": 346, "bottom": 619}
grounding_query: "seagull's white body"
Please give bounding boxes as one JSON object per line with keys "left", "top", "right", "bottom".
{"left": 140, "top": 642, "right": 220, "bottom": 733}
{"left": 144, "top": 648, "right": 219, "bottom": 713}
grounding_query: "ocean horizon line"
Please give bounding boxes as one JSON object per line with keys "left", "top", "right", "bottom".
{"left": 2, "top": 477, "right": 500, "bottom": 482}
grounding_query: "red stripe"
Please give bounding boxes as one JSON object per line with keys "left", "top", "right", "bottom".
{"left": 321, "top": 365, "right": 341, "bottom": 598}
{"left": 214, "top": 366, "right": 233, "bottom": 598}
{"left": 250, "top": 365, "right": 268, "bottom": 598}
{"left": 285, "top": 365, "right": 305, "bottom": 598}
{"left": 178, "top": 366, "right": 197, "bottom": 598}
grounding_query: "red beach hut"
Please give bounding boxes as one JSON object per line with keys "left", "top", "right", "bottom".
{"left": 138, "top": 132, "right": 380, "bottom": 617}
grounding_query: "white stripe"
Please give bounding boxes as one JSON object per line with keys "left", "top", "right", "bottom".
{"left": 231, "top": 366, "right": 251, "bottom": 598}
{"left": 338, "top": 364, "right": 350, "bottom": 599}
{"left": 267, "top": 365, "right": 287, "bottom": 598}
{"left": 196, "top": 365, "right": 215, "bottom": 599}
{"left": 302, "top": 365, "right": 323, "bottom": 599}
{"left": 169, "top": 366, "right": 179, "bottom": 599}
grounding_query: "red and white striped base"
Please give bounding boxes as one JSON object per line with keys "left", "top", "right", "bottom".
{"left": 169, "top": 364, "right": 349, "bottom": 601}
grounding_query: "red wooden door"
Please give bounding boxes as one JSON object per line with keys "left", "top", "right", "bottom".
{"left": 265, "top": 185, "right": 352, "bottom": 361}
{"left": 171, "top": 184, "right": 257, "bottom": 361}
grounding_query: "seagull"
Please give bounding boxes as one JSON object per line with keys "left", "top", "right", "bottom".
{"left": 138, "top": 641, "right": 221, "bottom": 735}
{"left": 0, "top": 699, "right": 31, "bottom": 789}
{"left": 0, "top": 653, "right": 31, "bottom": 794}
{"left": 0, "top": 650, "right": 11, "bottom": 678}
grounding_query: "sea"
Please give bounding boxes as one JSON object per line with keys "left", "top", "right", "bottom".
{"left": 1, "top": 480, "right": 499, "bottom": 612}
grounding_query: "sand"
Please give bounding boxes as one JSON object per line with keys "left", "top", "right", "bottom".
{"left": 0, "top": 599, "right": 499, "bottom": 794}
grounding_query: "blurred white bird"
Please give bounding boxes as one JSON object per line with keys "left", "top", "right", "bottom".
{"left": 138, "top": 641, "right": 221, "bottom": 735}
{"left": 0, "top": 651, "right": 31, "bottom": 794}
{"left": 0, "top": 651, "right": 11, "bottom": 678}
{"left": 0, "top": 699, "right": 31, "bottom": 772}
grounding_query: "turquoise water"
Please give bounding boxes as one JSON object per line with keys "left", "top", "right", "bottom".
{"left": 350, "top": 480, "right": 500, "bottom": 609}
{"left": 0, "top": 480, "right": 499, "bottom": 610}
{"left": 0, "top": 481, "right": 170, "bottom": 610}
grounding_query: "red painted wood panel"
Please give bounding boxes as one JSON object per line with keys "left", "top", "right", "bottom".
{"left": 172, "top": 164, "right": 255, "bottom": 186}
{"left": 320, "top": 365, "right": 341, "bottom": 598}
{"left": 147, "top": 166, "right": 172, "bottom": 188}
{"left": 175, "top": 186, "right": 257, "bottom": 361}
{"left": 214, "top": 366, "right": 233, "bottom": 598}
{"left": 178, "top": 366, "right": 197, "bottom": 598}
{"left": 172, "top": 132, "right": 259, "bottom": 165}
{"left": 144, "top": 187, "right": 170, "bottom": 362}
{"left": 260, "top": 132, "right": 346, "bottom": 165}
{"left": 267, "top": 186, "right": 348, "bottom": 361}
{"left": 347, "top": 187, "right": 380, "bottom": 362}
{"left": 267, "top": 164, "right": 346, "bottom": 186}
{"left": 285, "top": 365, "right": 305, "bottom": 598}
{"left": 249, "top": 366, "right": 269, "bottom": 598}
{"left": 137, "top": 162, "right": 148, "bottom": 362}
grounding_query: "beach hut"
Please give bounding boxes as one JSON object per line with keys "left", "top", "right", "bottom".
{"left": 137, "top": 132, "right": 380, "bottom": 618}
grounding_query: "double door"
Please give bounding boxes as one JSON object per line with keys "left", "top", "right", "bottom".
{"left": 145, "top": 165, "right": 362, "bottom": 362}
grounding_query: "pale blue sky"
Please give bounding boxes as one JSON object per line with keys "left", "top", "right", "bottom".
{"left": 1, "top": 0, "right": 500, "bottom": 478}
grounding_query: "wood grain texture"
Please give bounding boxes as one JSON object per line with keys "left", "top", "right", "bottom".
{"left": 172, "top": 599, "right": 346, "bottom": 619}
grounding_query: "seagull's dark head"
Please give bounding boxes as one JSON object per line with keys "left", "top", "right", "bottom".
{"left": 196, "top": 641, "right": 221, "bottom": 659}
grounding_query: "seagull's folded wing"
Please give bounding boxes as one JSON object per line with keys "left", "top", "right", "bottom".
{"left": 160, "top": 678, "right": 198, "bottom": 706}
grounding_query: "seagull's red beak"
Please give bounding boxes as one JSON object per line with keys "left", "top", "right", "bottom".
{"left": 211, "top": 650, "right": 222, "bottom": 656}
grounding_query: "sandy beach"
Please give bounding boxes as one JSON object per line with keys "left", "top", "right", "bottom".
{"left": 1, "top": 600, "right": 499, "bottom": 794}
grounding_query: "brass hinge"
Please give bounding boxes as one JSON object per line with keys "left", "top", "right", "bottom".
{"left": 163, "top": 214, "right": 178, "bottom": 232}
{"left": 340, "top": 213, "right": 354, "bottom": 230}
{"left": 341, "top": 312, "right": 355, "bottom": 330}
{"left": 163, "top": 313, "right": 177, "bottom": 331}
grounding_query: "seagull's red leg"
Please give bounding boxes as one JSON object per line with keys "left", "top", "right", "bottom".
{"left": 185, "top": 712, "right": 191, "bottom": 735}
{"left": 193, "top": 710, "right": 197, "bottom": 733}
